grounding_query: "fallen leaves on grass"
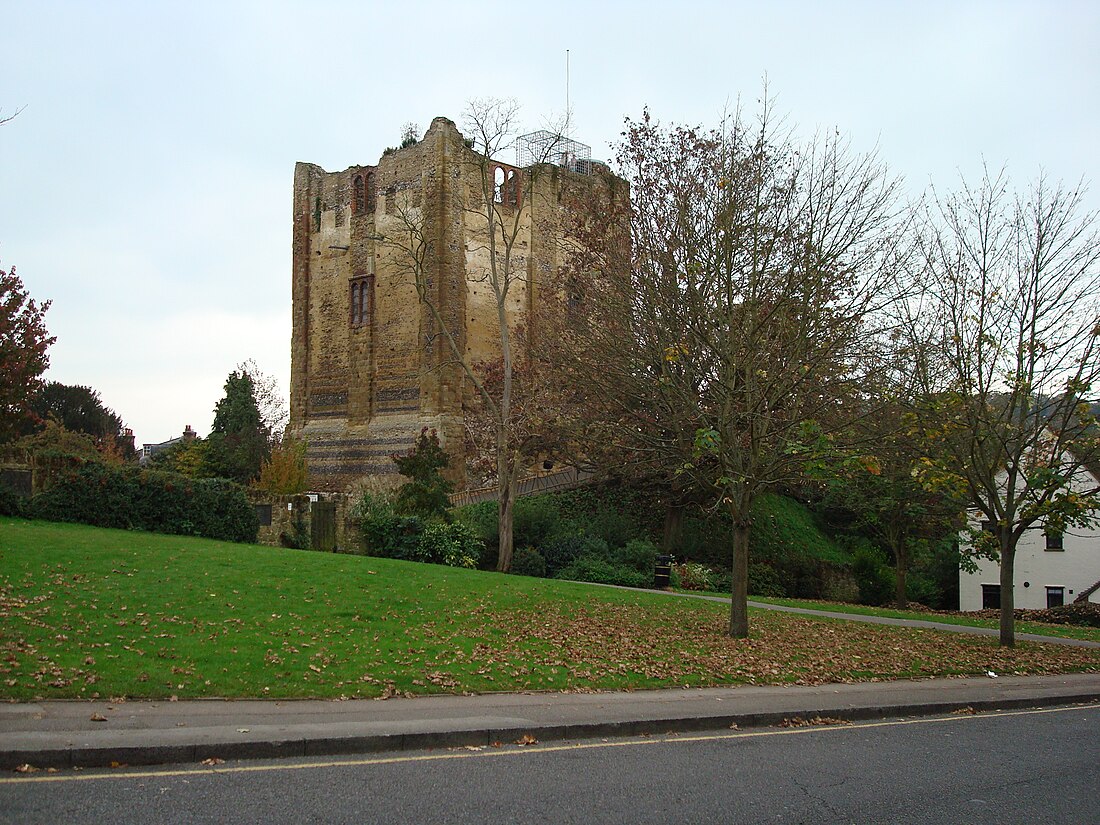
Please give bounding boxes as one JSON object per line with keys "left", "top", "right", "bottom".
{"left": 3, "top": 527, "right": 1099, "bottom": 702}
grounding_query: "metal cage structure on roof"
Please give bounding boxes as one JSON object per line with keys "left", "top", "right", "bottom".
{"left": 516, "top": 130, "right": 596, "bottom": 174}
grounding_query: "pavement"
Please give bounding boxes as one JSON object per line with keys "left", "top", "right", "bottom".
{"left": 3, "top": 674, "right": 1099, "bottom": 772}
{"left": 3, "top": 598, "right": 1098, "bottom": 772}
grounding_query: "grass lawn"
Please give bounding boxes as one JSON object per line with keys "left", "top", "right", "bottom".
{"left": 748, "top": 596, "right": 1100, "bottom": 643}
{"left": 2, "top": 517, "right": 1098, "bottom": 701}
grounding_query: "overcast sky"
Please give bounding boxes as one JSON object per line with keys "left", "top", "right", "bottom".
{"left": 2, "top": 0, "right": 1097, "bottom": 447}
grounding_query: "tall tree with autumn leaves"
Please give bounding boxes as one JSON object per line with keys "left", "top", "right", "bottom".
{"left": 0, "top": 263, "right": 54, "bottom": 443}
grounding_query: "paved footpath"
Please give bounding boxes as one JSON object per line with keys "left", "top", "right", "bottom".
{"left": 3, "top": 674, "right": 1099, "bottom": 771}
{"left": 746, "top": 598, "right": 1100, "bottom": 647}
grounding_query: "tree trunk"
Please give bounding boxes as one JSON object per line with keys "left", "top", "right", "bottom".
{"left": 496, "top": 462, "right": 516, "bottom": 573}
{"left": 894, "top": 542, "right": 908, "bottom": 610}
{"left": 999, "top": 540, "right": 1015, "bottom": 647}
{"left": 729, "top": 519, "right": 750, "bottom": 638}
{"left": 661, "top": 500, "right": 684, "bottom": 556}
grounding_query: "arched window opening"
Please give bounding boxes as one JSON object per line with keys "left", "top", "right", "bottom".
{"left": 353, "top": 175, "right": 366, "bottom": 216}
{"left": 350, "top": 276, "right": 373, "bottom": 328}
{"left": 366, "top": 171, "right": 376, "bottom": 211}
{"left": 493, "top": 166, "right": 505, "bottom": 204}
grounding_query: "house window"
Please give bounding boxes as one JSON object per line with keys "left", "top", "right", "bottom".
{"left": 981, "top": 584, "right": 1001, "bottom": 610}
{"left": 350, "top": 276, "right": 373, "bottom": 327}
{"left": 1046, "top": 587, "right": 1065, "bottom": 608}
{"left": 1044, "top": 530, "right": 1064, "bottom": 551}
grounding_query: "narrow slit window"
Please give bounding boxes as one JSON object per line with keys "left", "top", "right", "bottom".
{"left": 353, "top": 175, "right": 366, "bottom": 215}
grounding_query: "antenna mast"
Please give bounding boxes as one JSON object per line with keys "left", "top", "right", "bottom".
{"left": 565, "top": 49, "right": 570, "bottom": 140}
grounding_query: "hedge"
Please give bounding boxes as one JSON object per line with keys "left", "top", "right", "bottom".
{"left": 28, "top": 463, "right": 258, "bottom": 543}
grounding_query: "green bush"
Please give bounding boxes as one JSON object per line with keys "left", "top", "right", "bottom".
{"left": 748, "top": 562, "right": 785, "bottom": 597}
{"left": 511, "top": 546, "right": 547, "bottom": 578}
{"left": 710, "top": 565, "right": 733, "bottom": 595}
{"left": 904, "top": 570, "right": 942, "bottom": 607}
{"left": 514, "top": 496, "right": 568, "bottom": 547}
{"left": 614, "top": 538, "right": 658, "bottom": 574}
{"left": 0, "top": 483, "right": 25, "bottom": 517}
{"left": 416, "top": 521, "right": 480, "bottom": 568}
{"left": 454, "top": 500, "right": 497, "bottom": 544}
{"left": 28, "top": 464, "right": 257, "bottom": 542}
{"left": 359, "top": 512, "right": 424, "bottom": 560}
{"left": 673, "top": 562, "right": 715, "bottom": 592}
{"left": 541, "top": 533, "right": 610, "bottom": 576}
{"left": 555, "top": 555, "right": 649, "bottom": 588}
{"left": 451, "top": 498, "right": 575, "bottom": 569}
{"left": 852, "top": 544, "right": 895, "bottom": 606}
{"left": 551, "top": 484, "right": 662, "bottom": 543}
{"left": 392, "top": 428, "right": 452, "bottom": 521}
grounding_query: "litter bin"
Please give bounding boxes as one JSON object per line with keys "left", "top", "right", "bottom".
{"left": 654, "top": 554, "right": 674, "bottom": 589}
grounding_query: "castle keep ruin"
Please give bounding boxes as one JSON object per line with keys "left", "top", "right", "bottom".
{"left": 289, "top": 116, "right": 617, "bottom": 491}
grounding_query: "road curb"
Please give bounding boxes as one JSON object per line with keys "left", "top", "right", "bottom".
{"left": 5, "top": 690, "right": 1098, "bottom": 772}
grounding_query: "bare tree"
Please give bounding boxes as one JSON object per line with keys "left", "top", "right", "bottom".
{"left": 566, "top": 102, "right": 907, "bottom": 637}
{"left": 381, "top": 99, "right": 571, "bottom": 571}
{"left": 906, "top": 169, "right": 1100, "bottom": 646}
{"left": 0, "top": 106, "right": 25, "bottom": 127}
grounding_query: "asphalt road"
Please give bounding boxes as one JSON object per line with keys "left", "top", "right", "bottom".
{"left": 3, "top": 704, "right": 1097, "bottom": 825}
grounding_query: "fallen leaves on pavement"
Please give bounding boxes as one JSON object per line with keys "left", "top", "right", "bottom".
{"left": 778, "top": 716, "right": 851, "bottom": 728}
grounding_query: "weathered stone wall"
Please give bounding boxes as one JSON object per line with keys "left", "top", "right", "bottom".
{"left": 290, "top": 117, "right": 619, "bottom": 492}
{"left": 251, "top": 492, "right": 357, "bottom": 553}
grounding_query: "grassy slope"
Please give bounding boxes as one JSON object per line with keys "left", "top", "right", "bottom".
{"left": 2, "top": 517, "right": 1097, "bottom": 701}
{"left": 749, "top": 492, "right": 851, "bottom": 565}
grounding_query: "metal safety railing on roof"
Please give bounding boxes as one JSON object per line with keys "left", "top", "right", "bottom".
{"left": 516, "top": 130, "right": 601, "bottom": 174}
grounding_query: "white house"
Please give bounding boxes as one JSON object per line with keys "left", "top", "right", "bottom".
{"left": 959, "top": 464, "right": 1100, "bottom": 611}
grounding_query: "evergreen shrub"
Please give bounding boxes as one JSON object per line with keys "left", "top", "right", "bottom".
{"left": 614, "top": 538, "right": 658, "bottom": 575}
{"left": 0, "top": 483, "right": 25, "bottom": 517}
{"left": 541, "top": 533, "right": 609, "bottom": 576}
{"left": 555, "top": 555, "right": 648, "bottom": 588}
{"left": 748, "top": 562, "right": 785, "bottom": 597}
{"left": 852, "top": 544, "right": 895, "bottom": 606}
{"left": 28, "top": 464, "right": 257, "bottom": 542}
{"left": 510, "top": 546, "right": 547, "bottom": 578}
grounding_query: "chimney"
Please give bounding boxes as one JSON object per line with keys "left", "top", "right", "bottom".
{"left": 183, "top": 425, "right": 197, "bottom": 441}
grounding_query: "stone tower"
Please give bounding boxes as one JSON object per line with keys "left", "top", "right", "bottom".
{"left": 289, "top": 116, "right": 618, "bottom": 491}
